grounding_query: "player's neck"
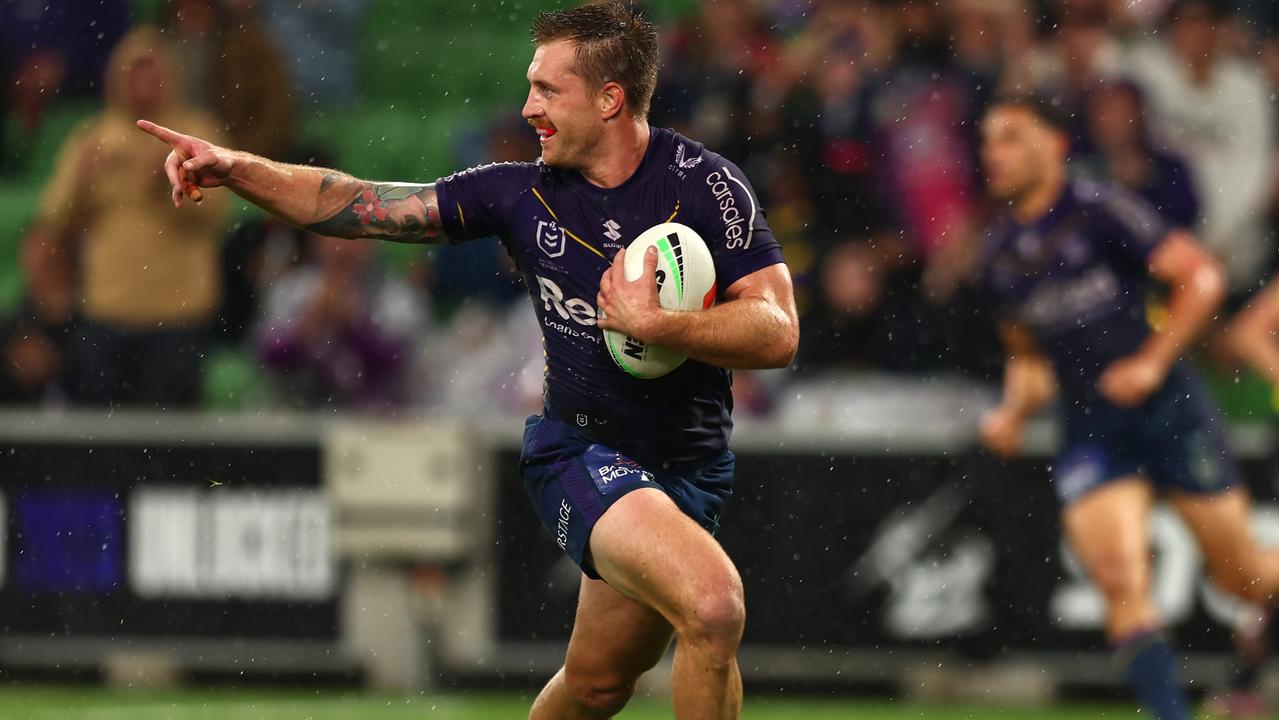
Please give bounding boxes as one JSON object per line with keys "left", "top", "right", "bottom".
{"left": 579, "top": 120, "right": 651, "bottom": 189}
{"left": 1012, "top": 168, "right": 1067, "bottom": 224}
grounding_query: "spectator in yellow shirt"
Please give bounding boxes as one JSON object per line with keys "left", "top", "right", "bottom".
{"left": 24, "top": 26, "right": 229, "bottom": 407}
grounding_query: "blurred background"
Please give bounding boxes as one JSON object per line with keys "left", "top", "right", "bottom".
{"left": 1, "top": 0, "right": 1279, "bottom": 717}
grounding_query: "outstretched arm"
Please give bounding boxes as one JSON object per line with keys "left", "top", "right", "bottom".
{"left": 136, "top": 119, "right": 443, "bottom": 243}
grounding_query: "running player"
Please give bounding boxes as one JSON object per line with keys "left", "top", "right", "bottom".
{"left": 137, "top": 4, "right": 796, "bottom": 719}
{"left": 1218, "top": 279, "right": 1279, "bottom": 717}
{"left": 976, "top": 94, "right": 1279, "bottom": 720}
{"left": 1227, "top": 277, "right": 1279, "bottom": 390}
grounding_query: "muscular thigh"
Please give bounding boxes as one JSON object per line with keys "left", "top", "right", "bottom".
{"left": 564, "top": 572, "right": 674, "bottom": 683}
{"left": 587, "top": 487, "right": 742, "bottom": 629}
{"left": 1062, "top": 477, "right": 1153, "bottom": 592}
{"left": 1169, "top": 488, "right": 1256, "bottom": 586}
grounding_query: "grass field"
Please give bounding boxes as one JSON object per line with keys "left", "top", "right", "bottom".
{"left": 0, "top": 687, "right": 1145, "bottom": 719}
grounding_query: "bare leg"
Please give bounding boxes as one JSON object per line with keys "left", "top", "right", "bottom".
{"left": 529, "top": 573, "right": 674, "bottom": 719}
{"left": 1062, "top": 478, "right": 1157, "bottom": 640}
{"left": 588, "top": 488, "right": 745, "bottom": 720}
{"left": 1170, "top": 488, "right": 1279, "bottom": 604}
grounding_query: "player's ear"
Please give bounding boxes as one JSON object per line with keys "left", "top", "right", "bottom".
{"left": 599, "top": 81, "right": 625, "bottom": 122}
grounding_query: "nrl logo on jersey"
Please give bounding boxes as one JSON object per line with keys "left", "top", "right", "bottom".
{"left": 536, "top": 219, "right": 565, "bottom": 258}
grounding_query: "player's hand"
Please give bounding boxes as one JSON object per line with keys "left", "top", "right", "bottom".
{"left": 597, "top": 245, "right": 664, "bottom": 342}
{"left": 135, "top": 119, "right": 235, "bottom": 208}
{"left": 1096, "top": 349, "right": 1169, "bottom": 407}
{"left": 980, "top": 405, "right": 1025, "bottom": 458}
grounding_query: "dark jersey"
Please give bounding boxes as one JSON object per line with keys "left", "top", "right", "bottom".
{"left": 435, "top": 127, "right": 785, "bottom": 468}
{"left": 980, "top": 178, "right": 1171, "bottom": 402}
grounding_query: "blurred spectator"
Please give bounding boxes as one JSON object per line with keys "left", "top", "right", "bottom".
{"left": 167, "top": 0, "right": 220, "bottom": 110}
{"left": 776, "top": 4, "right": 886, "bottom": 240}
{"left": 168, "top": 0, "right": 295, "bottom": 159}
{"left": 429, "top": 116, "right": 531, "bottom": 318}
{"left": 416, "top": 300, "right": 543, "bottom": 418}
{"left": 652, "top": 0, "right": 780, "bottom": 161}
{"left": 1114, "top": 0, "right": 1276, "bottom": 295}
{"left": 257, "top": 234, "right": 425, "bottom": 412}
{"left": 1077, "top": 80, "right": 1200, "bottom": 228}
{"left": 1017, "top": 0, "right": 1123, "bottom": 147}
{"left": 756, "top": 152, "right": 820, "bottom": 315}
{"left": 795, "top": 238, "right": 934, "bottom": 373}
{"left": 0, "top": 0, "right": 130, "bottom": 97}
{"left": 861, "top": 0, "right": 988, "bottom": 264}
{"left": 0, "top": 300, "right": 68, "bottom": 405}
{"left": 262, "top": 0, "right": 368, "bottom": 107}
{"left": 213, "top": 216, "right": 306, "bottom": 347}
{"left": 24, "top": 27, "right": 230, "bottom": 408}
{"left": 2, "top": 0, "right": 130, "bottom": 175}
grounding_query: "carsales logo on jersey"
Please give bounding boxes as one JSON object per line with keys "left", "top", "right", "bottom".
{"left": 706, "top": 169, "right": 754, "bottom": 250}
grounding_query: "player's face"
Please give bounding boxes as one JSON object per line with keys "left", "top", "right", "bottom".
{"left": 523, "top": 40, "right": 605, "bottom": 169}
{"left": 980, "top": 106, "right": 1059, "bottom": 202}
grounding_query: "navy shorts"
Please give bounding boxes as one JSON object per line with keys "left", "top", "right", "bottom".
{"left": 519, "top": 413, "right": 735, "bottom": 579}
{"left": 1054, "top": 365, "right": 1240, "bottom": 505}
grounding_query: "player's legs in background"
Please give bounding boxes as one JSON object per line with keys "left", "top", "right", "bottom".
{"left": 1064, "top": 477, "right": 1189, "bottom": 720}
{"left": 1172, "top": 488, "right": 1279, "bottom": 717}
{"left": 1170, "top": 488, "right": 1279, "bottom": 605}
{"left": 529, "top": 574, "right": 674, "bottom": 720}
{"left": 588, "top": 487, "right": 745, "bottom": 720}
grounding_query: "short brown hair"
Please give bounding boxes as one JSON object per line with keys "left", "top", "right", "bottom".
{"left": 531, "top": 1, "right": 659, "bottom": 118}
{"left": 988, "top": 92, "right": 1074, "bottom": 133}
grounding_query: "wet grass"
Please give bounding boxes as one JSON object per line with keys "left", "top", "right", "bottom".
{"left": 0, "top": 686, "right": 1144, "bottom": 719}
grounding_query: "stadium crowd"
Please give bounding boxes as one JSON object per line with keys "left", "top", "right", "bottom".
{"left": 1, "top": 0, "right": 1277, "bottom": 419}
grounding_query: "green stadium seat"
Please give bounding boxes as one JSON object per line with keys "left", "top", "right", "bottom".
{"left": 201, "top": 345, "right": 274, "bottom": 411}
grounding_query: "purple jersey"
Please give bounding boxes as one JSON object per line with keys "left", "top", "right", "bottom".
{"left": 435, "top": 128, "right": 785, "bottom": 468}
{"left": 980, "top": 178, "right": 1171, "bottom": 401}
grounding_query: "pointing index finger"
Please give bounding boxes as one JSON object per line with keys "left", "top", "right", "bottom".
{"left": 136, "top": 119, "right": 184, "bottom": 146}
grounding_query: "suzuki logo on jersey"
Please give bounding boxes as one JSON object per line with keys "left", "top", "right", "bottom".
{"left": 536, "top": 274, "right": 597, "bottom": 326}
{"left": 537, "top": 220, "right": 565, "bottom": 258}
{"left": 603, "top": 219, "right": 622, "bottom": 243}
{"left": 706, "top": 169, "right": 756, "bottom": 249}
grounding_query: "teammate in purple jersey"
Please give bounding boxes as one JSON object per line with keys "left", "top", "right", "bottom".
{"left": 976, "top": 95, "right": 1279, "bottom": 720}
{"left": 136, "top": 3, "right": 797, "bottom": 718}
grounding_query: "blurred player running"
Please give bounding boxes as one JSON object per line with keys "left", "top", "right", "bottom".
{"left": 137, "top": 3, "right": 798, "bottom": 719}
{"left": 976, "top": 95, "right": 1279, "bottom": 720}
{"left": 1216, "top": 279, "right": 1279, "bottom": 717}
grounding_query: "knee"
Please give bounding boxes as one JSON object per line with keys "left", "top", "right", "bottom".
{"left": 676, "top": 576, "right": 746, "bottom": 651}
{"left": 562, "top": 668, "right": 636, "bottom": 718}
{"left": 1089, "top": 555, "right": 1147, "bottom": 604}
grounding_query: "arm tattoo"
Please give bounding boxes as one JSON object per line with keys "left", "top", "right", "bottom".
{"left": 307, "top": 172, "right": 443, "bottom": 244}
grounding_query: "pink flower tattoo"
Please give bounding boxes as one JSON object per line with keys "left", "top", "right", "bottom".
{"left": 354, "top": 190, "right": 389, "bottom": 225}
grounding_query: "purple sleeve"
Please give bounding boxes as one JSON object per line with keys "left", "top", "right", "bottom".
{"left": 1098, "top": 186, "right": 1173, "bottom": 268}
{"left": 687, "top": 157, "right": 785, "bottom": 292}
{"left": 435, "top": 162, "right": 539, "bottom": 244}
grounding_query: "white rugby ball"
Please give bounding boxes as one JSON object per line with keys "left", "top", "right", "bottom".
{"left": 604, "top": 222, "right": 717, "bottom": 379}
